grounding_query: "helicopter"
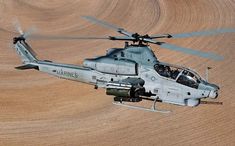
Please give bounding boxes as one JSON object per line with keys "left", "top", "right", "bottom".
{"left": 12, "top": 16, "right": 229, "bottom": 113}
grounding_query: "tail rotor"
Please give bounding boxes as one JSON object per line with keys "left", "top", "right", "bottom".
{"left": 12, "top": 18, "right": 37, "bottom": 41}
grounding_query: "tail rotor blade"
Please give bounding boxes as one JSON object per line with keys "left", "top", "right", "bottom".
{"left": 23, "top": 26, "right": 37, "bottom": 38}
{"left": 160, "top": 43, "right": 224, "bottom": 61}
{"left": 13, "top": 18, "right": 23, "bottom": 35}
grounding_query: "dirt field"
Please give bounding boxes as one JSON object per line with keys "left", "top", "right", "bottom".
{"left": 0, "top": 0, "right": 234, "bottom": 145}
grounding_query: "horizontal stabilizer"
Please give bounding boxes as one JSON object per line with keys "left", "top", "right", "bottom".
{"left": 15, "top": 64, "right": 39, "bottom": 70}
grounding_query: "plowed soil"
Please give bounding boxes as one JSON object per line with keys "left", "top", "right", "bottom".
{"left": 0, "top": 0, "right": 234, "bottom": 145}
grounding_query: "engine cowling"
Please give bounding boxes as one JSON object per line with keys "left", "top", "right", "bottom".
{"left": 83, "top": 58, "right": 138, "bottom": 75}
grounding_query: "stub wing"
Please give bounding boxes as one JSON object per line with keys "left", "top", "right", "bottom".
{"left": 15, "top": 64, "right": 39, "bottom": 70}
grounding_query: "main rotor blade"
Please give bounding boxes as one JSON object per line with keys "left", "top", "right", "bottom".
{"left": 160, "top": 43, "right": 224, "bottom": 61}
{"left": 29, "top": 35, "right": 109, "bottom": 40}
{"left": 170, "top": 28, "right": 235, "bottom": 38}
{"left": 142, "top": 38, "right": 164, "bottom": 45}
{"left": 150, "top": 34, "right": 172, "bottom": 39}
{"left": 109, "top": 36, "right": 136, "bottom": 41}
{"left": 82, "top": 16, "right": 120, "bottom": 31}
{"left": 82, "top": 16, "right": 134, "bottom": 37}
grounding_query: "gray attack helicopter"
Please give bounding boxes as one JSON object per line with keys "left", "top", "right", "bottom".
{"left": 13, "top": 16, "right": 230, "bottom": 113}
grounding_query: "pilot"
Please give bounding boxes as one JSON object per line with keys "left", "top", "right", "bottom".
{"left": 156, "top": 65, "right": 164, "bottom": 75}
{"left": 171, "top": 69, "right": 180, "bottom": 79}
{"left": 188, "top": 72, "right": 194, "bottom": 78}
{"left": 162, "top": 66, "right": 171, "bottom": 77}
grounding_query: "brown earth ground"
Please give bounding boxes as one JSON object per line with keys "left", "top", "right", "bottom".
{"left": 0, "top": 0, "right": 234, "bottom": 145}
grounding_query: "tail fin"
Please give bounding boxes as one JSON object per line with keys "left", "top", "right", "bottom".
{"left": 13, "top": 37, "right": 38, "bottom": 64}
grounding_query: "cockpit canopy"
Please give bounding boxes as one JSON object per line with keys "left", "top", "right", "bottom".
{"left": 154, "top": 62, "right": 202, "bottom": 89}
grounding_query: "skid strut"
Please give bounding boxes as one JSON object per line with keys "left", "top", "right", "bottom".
{"left": 113, "top": 97, "right": 171, "bottom": 113}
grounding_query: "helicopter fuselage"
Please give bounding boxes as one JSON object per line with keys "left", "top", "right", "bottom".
{"left": 11, "top": 15, "right": 227, "bottom": 112}
{"left": 19, "top": 42, "right": 219, "bottom": 107}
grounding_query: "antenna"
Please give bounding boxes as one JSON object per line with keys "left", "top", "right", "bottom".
{"left": 205, "top": 67, "right": 212, "bottom": 81}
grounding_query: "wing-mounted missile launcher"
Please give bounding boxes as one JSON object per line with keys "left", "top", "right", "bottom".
{"left": 106, "top": 77, "right": 155, "bottom": 102}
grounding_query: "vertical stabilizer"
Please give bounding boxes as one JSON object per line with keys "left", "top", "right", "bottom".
{"left": 13, "top": 37, "right": 38, "bottom": 64}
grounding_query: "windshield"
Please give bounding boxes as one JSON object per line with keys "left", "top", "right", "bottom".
{"left": 154, "top": 63, "right": 201, "bottom": 89}
{"left": 176, "top": 70, "right": 199, "bottom": 89}
{"left": 154, "top": 64, "right": 182, "bottom": 80}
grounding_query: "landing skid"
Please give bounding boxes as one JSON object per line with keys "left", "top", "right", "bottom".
{"left": 113, "top": 98, "right": 171, "bottom": 113}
